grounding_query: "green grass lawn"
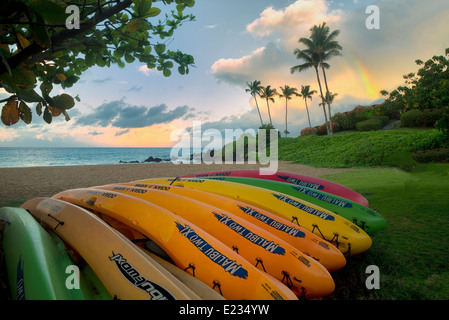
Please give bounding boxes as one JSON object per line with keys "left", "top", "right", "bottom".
{"left": 321, "top": 164, "right": 449, "bottom": 300}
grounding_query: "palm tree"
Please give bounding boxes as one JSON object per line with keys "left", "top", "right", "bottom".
{"left": 291, "top": 48, "right": 330, "bottom": 134}
{"left": 307, "top": 22, "right": 343, "bottom": 135}
{"left": 279, "top": 85, "right": 300, "bottom": 137}
{"left": 300, "top": 85, "right": 317, "bottom": 128}
{"left": 259, "top": 85, "right": 277, "bottom": 126}
{"left": 322, "top": 91, "right": 338, "bottom": 105}
{"left": 245, "top": 80, "right": 264, "bottom": 126}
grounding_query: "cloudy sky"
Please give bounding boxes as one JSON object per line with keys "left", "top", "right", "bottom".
{"left": 1, "top": 0, "right": 449, "bottom": 147}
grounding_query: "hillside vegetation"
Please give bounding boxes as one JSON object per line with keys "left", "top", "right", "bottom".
{"left": 279, "top": 129, "right": 446, "bottom": 169}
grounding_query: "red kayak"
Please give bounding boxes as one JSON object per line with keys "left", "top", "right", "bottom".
{"left": 181, "top": 169, "right": 369, "bottom": 207}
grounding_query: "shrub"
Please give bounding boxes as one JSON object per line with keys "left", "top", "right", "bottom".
{"left": 316, "top": 122, "right": 340, "bottom": 135}
{"left": 375, "top": 101, "right": 402, "bottom": 119}
{"left": 332, "top": 105, "right": 381, "bottom": 131}
{"left": 401, "top": 108, "right": 445, "bottom": 128}
{"left": 373, "top": 116, "right": 390, "bottom": 127}
{"left": 356, "top": 117, "right": 384, "bottom": 131}
{"left": 422, "top": 108, "right": 445, "bottom": 127}
{"left": 332, "top": 113, "right": 354, "bottom": 131}
{"left": 401, "top": 109, "right": 423, "bottom": 127}
{"left": 435, "top": 107, "right": 449, "bottom": 144}
{"left": 300, "top": 127, "right": 318, "bottom": 136}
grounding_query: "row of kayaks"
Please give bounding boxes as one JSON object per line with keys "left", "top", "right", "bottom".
{"left": 0, "top": 169, "right": 386, "bottom": 300}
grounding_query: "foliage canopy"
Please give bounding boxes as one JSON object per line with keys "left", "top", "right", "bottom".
{"left": 0, "top": 0, "right": 196, "bottom": 126}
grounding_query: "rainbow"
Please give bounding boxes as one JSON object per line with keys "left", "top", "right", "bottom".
{"left": 344, "top": 48, "right": 381, "bottom": 99}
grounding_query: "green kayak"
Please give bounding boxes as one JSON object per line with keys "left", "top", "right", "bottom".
{"left": 203, "top": 176, "right": 387, "bottom": 234}
{"left": 0, "top": 207, "right": 111, "bottom": 300}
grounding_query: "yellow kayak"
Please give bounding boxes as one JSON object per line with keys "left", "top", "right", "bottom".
{"left": 119, "top": 181, "right": 346, "bottom": 272}
{"left": 95, "top": 184, "right": 335, "bottom": 299}
{"left": 137, "top": 178, "right": 372, "bottom": 256}
{"left": 21, "top": 197, "right": 201, "bottom": 300}
{"left": 52, "top": 189, "right": 298, "bottom": 300}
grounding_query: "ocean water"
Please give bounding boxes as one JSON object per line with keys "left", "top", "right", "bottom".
{"left": 0, "top": 147, "right": 195, "bottom": 168}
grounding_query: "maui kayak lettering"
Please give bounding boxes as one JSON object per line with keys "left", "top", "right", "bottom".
{"left": 195, "top": 172, "right": 232, "bottom": 177}
{"left": 86, "top": 190, "right": 118, "bottom": 199}
{"left": 175, "top": 222, "right": 249, "bottom": 279}
{"left": 213, "top": 212, "right": 286, "bottom": 255}
{"left": 272, "top": 194, "right": 335, "bottom": 221}
{"left": 109, "top": 252, "right": 175, "bottom": 300}
{"left": 134, "top": 184, "right": 172, "bottom": 191}
{"left": 276, "top": 175, "right": 323, "bottom": 190}
{"left": 291, "top": 186, "right": 352, "bottom": 208}
{"left": 237, "top": 205, "right": 305, "bottom": 238}
{"left": 168, "top": 178, "right": 206, "bottom": 184}
{"left": 112, "top": 186, "right": 148, "bottom": 194}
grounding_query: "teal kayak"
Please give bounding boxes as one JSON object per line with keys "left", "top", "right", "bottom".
{"left": 0, "top": 207, "right": 111, "bottom": 300}
{"left": 203, "top": 177, "right": 387, "bottom": 234}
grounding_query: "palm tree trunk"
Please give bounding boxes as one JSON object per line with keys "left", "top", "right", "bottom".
{"left": 321, "top": 63, "right": 333, "bottom": 136}
{"left": 285, "top": 99, "right": 288, "bottom": 137}
{"left": 266, "top": 99, "right": 273, "bottom": 125}
{"left": 305, "top": 98, "right": 312, "bottom": 127}
{"left": 254, "top": 95, "right": 264, "bottom": 126}
{"left": 314, "top": 66, "right": 329, "bottom": 134}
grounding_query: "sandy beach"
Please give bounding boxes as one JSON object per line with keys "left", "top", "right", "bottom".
{"left": 0, "top": 161, "right": 351, "bottom": 202}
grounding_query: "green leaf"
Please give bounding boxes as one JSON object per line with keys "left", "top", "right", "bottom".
{"left": 183, "top": 0, "right": 195, "bottom": 7}
{"left": 17, "top": 89, "right": 44, "bottom": 103}
{"left": 163, "top": 68, "right": 171, "bottom": 77}
{"left": 36, "top": 102, "right": 43, "bottom": 116}
{"left": 27, "top": 0, "right": 67, "bottom": 25}
{"left": 43, "top": 106, "right": 52, "bottom": 124}
{"left": 53, "top": 94, "right": 75, "bottom": 110}
{"left": 30, "top": 13, "right": 51, "bottom": 48}
{"left": 1, "top": 99, "right": 19, "bottom": 126}
{"left": 176, "top": 4, "right": 185, "bottom": 13}
{"left": 155, "top": 44, "right": 166, "bottom": 55}
{"left": 145, "top": 7, "right": 161, "bottom": 18}
{"left": 126, "top": 19, "right": 146, "bottom": 33}
{"left": 19, "top": 101, "right": 32, "bottom": 124}
{"left": 124, "top": 52, "right": 135, "bottom": 63}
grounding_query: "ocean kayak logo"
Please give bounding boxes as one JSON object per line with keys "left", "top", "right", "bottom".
{"left": 237, "top": 205, "right": 305, "bottom": 238}
{"left": 276, "top": 175, "right": 324, "bottom": 190}
{"left": 175, "top": 221, "right": 249, "bottom": 279}
{"left": 272, "top": 194, "right": 335, "bottom": 221}
{"left": 109, "top": 252, "right": 175, "bottom": 300}
{"left": 212, "top": 211, "right": 286, "bottom": 255}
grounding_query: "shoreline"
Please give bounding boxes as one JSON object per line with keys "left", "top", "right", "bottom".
{"left": 0, "top": 161, "right": 352, "bottom": 202}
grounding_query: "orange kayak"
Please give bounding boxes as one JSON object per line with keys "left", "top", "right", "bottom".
{"left": 94, "top": 184, "right": 335, "bottom": 299}
{"left": 52, "top": 188, "right": 298, "bottom": 300}
{"left": 119, "top": 181, "right": 346, "bottom": 272}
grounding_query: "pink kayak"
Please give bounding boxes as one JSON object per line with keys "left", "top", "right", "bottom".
{"left": 181, "top": 169, "right": 369, "bottom": 207}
